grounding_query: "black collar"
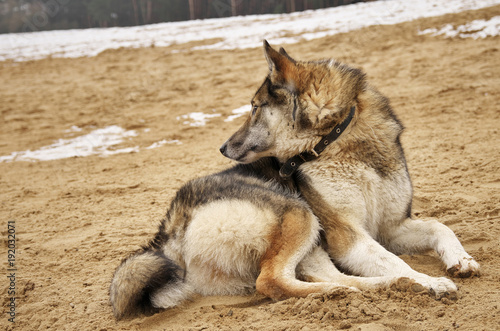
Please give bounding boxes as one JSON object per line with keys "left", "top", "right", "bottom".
{"left": 279, "top": 105, "right": 356, "bottom": 178}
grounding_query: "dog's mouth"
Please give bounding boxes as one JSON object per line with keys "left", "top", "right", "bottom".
{"left": 221, "top": 149, "right": 254, "bottom": 164}
{"left": 238, "top": 150, "right": 261, "bottom": 163}
{"left": 220, "top": 142, "right": 262, "bottom": 164}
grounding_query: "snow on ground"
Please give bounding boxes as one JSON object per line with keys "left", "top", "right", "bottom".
{"left": 177, "top": 112, "right": 222, "bottom": 127}
{"left": 419, "top": 16, "right": 500, "bottom": 39}
{"left": 0, "top": 125, "right": 179, "bottom": 162}
{"left": 0, "top": 126, "right": 139, "bottom": 162}
{"left": 146, "top": 139, "right": 182, "bottom": 150}
{"left": 2, "top": 0, "right": 500, "bottom": 162}
{"left": 224, "top": 105, "right": 253, "bottom": 122}
{"left": 1, "top": 0, "right": 499, "bottom": 62}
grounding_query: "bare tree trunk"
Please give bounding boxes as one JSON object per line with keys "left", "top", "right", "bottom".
{"left": 303, "top": 0, "right": 308, "bottom": 10}
{"left": 231, "top": 0, "right": 237, "bottom": 16}
{"left": 289, "top": 0, "right": 295, "bottom": 12}
{"left": 139, "top": 0, "right": 146, "bottom": 24}
{"left": 146, "top": 0, "right": 152, "bottom": 23}
{"left": 132, "top": 0, "right": 140, "bottom": 25}
{"left": 188, "top": 0, "right": 195, "bottom": 20}
{"left": 140, "top": 0, "right": 149, "bottom": 23}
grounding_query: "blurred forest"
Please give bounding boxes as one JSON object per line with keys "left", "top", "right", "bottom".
{"left": 0, "top": 0, "right": 372, "bottom": 34}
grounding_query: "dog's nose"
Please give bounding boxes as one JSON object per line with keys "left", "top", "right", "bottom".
{"left": 219, "top": 144, "right": 227, "bottom": 156}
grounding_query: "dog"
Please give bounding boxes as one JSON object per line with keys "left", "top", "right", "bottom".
{"left": 110, "top": 41, "right": 479, "bottom": 320}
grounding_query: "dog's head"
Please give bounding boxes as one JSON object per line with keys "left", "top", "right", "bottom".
{"left": 220, "top": 41, "right": 366, "bottom": 163}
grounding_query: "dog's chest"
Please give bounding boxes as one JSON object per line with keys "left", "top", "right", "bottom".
{"left": 301, "top": 162, "right": 412, "bottom": 235}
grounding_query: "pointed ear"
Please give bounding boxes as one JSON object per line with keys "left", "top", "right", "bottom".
{"left": 263, "top": 40, "right": 299, "bottom": 92}
{"left": 263, "top": 40, "right": 282, "bottom": 72}
{"left": 278, "top": 47, "right": 296, "bottom": 64}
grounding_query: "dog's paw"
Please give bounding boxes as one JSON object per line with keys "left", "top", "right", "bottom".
{"left": 391, "top": 277, "right": 426, "bottom": 293}
{"left": 326, "top": 285, "right": 360, "bottom": 296}
{"left": 420, "top": 276, "right": 458, "bottom": 300}
{"left": 391, "top": 276, "right": 458, "bottom": 300}
{"left": 447, "top": 257, "right": 480, "bottom": 278}
{"left": 427, "top": 277, "right": 458, "bottom": 300}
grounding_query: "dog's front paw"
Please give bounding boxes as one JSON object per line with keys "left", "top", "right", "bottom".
{"left": 391, "top": 276, "right": 458, "bottom": 300}
{"left": 426, "top": 277, "right": 458, "bottom": 300}
{"left": 447, "top": 257, "right": 480, "bottom": 278}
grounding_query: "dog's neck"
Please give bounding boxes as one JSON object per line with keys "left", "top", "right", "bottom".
{"left": 279, "top": 106, "right": 356, "bottom": 178}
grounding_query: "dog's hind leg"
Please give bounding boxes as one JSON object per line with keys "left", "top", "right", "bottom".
{"left": 380, "top": 218, "right": 480, "bottom": 278}
{"left": 256, "top": 208, "right": 348, "bottom": 299}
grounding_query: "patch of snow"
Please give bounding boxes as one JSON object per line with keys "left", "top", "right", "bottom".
{"left": 0, "top": 125, "right": 138, "bottom": 162}
{"left": 64, "top": 125, "right": 83, "bottom": 133}
{"left": 146, "top": 139, "right": 182, "bottom": 149}
{"left": 224, "top": 105, "right": 252, "bottom": 122}
{"left": 419, "top": 16, "right": 500, "bottom": 39}
{"left": 177, "top": 112, "right": 222, "bottom": 127}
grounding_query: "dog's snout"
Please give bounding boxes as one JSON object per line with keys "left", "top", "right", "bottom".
{"left": 219, "top": 144, "right": 227, "bottom": 156}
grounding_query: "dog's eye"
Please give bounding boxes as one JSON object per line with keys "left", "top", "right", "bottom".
{"left": 252, "top": 105, "right": 258, "bottom": 116}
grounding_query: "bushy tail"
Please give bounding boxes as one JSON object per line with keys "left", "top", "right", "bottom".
{"left": 110, "top": 249, "right": 190, "bottom": 320}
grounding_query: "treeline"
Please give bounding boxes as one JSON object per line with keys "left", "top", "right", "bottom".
{"left": 1, "top": 0, "right": 372, "bottom": 34}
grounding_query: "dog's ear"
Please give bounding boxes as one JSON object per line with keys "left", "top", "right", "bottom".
{"left": 278, "top": 47, "right": 296, "bottom": 64}
{"left": 263, "top": 40, "right": 298, "bottom": 92}
{"left": 263, "top": 40, "right": 285, "bottom": 72}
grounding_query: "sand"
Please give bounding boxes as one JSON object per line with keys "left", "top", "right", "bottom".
{"left": 1, "top": 5, "right": 499, "bottom": 331}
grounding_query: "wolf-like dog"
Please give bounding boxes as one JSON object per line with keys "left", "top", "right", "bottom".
{"left": 110, "top": 41, "right": 479, "bottom": 320}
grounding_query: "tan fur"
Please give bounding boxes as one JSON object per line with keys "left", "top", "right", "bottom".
{"left": 298, "top": 179, "right": 358, "bottom": 258}
{"left": 257, "top": 207, "right": 319, "bottom": 299}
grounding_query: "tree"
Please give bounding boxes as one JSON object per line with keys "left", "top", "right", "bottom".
{"left": 86, "top": 0, "right": 113, "bottom": 27}
{"left": 145, "top": 0, "right": 153, "bottom": 24}
{"left": 231, "top": 0, "right": 237, "bottom": 16}
{"left": 188, "top": 0, "right": 195, "bottom": 20}
{"left": 132, "top": 0, "right": 140, "bottom": 25}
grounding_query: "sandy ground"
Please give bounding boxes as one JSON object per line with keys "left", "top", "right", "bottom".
{"left": 1, "top": 5, "right": 500, "bottom": 331}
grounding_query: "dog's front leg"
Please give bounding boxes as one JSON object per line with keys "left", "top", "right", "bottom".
{"left": 327, "top": 226, "right": 458, "bottom": 299}
{"left": 379, "top": 217, "right": 480, "bottom": 278}
{"left": 297, "top": 245, "right": 416, "bottom": 292}
{"left": 298, "top": 174, "right": 458, "bottom": 299}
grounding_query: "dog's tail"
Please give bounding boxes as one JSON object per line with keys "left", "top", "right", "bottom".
{"left": 109, "top": 248, "right": 191, "bottom": 320}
